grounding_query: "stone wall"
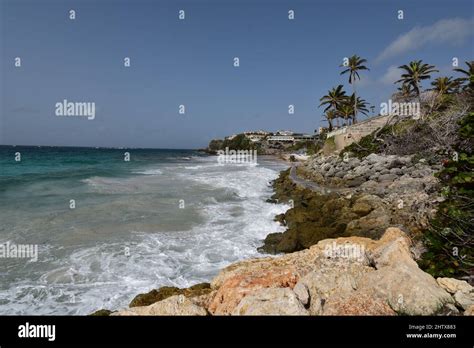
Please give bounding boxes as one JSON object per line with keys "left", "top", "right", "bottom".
{"left": 326, "top": 115, "right": 390, "bottom": 151}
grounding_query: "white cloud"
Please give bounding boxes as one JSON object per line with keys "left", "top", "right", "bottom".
{"left": 376, "top": 17, "right": 474, "bottom": 63}
{"left": 355, "top": 74, "right": 373, "bottom": 87}
{"left": 380, "top": 65, "right": 402, "bottom": 85}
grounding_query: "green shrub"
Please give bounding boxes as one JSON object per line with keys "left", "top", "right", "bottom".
{"left": 288, "top": 141, "right": 322, "bottom": 155}
{"left": 419, "top": 112, "right": 474, "bottom": 278}
{"left": 339, "top": 133, "right": 381, "bottom": 159}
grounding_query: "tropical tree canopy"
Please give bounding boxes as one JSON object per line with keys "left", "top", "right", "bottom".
{"left": 454, "top": 60, "right": 474, "bottom": 90}
{"left": 395, "top": 60, "right": 439, "bottom": 97}
{"left": 323, "top": 109, "right": 337, "bottom": 131}
{"left": 340, "top": 55, "right": 369, "bottom": 124}
{"left": 336, "top": 103, "right": 354, "bottom": 124}
{"left": 396, "top": 84, "right": 414, "bottom": 98}
{"left": 340, "top": 55, "right": 369, "bottom": 84}
{"left": 348, "top": 94, "right": 370, "bottom": 115}
{"left": 429, "top": 76, "right": 459, "bottom": 95}
{"left": 319, "top": 85, "right": 347, "bottom": 112}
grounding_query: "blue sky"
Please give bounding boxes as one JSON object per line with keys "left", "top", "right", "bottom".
{"left": 1, "top": 0, "right": 473, "bottom": 148}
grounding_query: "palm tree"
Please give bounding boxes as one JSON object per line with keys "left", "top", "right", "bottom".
{"left": 340, "top": 55, "right": 369, "bottom": 124}
{"left": 453, "top": 61, "right": 474, "bottom": 90}
{"left": 336, "top": 103, "right": 354, "bottom": 126}
{"left": 429, "top": 76, "right": 459, "bottom": 95}
{"left": 319, "top": 85, "right": 347, "bottom": 112}
{"left": 396, "top": 84, "right": 414, "bottom": 100}
{"left": 348, "top": 94, "right": 370, "bottom": 120}
{"left": 395, "top": 60, "right": 438, "bottom": 99}
{"left": 323, "top": 109, "right": 337, "bottom": 131}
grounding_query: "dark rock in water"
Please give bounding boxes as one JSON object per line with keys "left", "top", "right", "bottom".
{"left": 270, "top": 168, "right": 300, "bottom": 203}
{"left": 258, "top": 232, "right": 284, "bottom": 254}
{"left": 89, "top": 309, "right": 113, "bottom": 316}
{"left": 275, "top": 230, "right": 300, "bottom": 253}
{"left": 261, "top": 169, "right": 390, "bottom": 254}
{"left": 273, "top": 213, "right": 286, "bottom": 225}
{"left": 129, "top": 282, "right": 212, "bottom": 307}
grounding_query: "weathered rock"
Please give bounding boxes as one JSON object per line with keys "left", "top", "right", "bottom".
{"left": 366, "top": 153, "right": 384, "bottom": 164}
{"left": 345, "top": 207, "right": 390, "bottom": 238}
{"left": 322, "top": 292, "right": 396, "bottom": 315}
{"left": 464, "top": 305, "right": 474, "bottom": 315}
{"left": 358, "top": 263, "right": 453, "bottom": 315}
{"left": 347, "top": 158, "right": 361, "bottom": 169}
{"left": 368, "top": 174, "right": 379, "bottom": 181}
{"left": 367, "top": 227, "right": 416, "bottom": 268}
{"left": 296, "top": 262, "right": 372, "bottom": 315}
{"left": 258, "top": 232, "right": 284, "bottom": 254}
{"left": 293, "top": 282, "right": 310, "bottom": 306}
{"left": 232, "top": 287, "right": 308, "bottom": 315}
{"left": 347, "top": 176, "right": 366, "bottom": 187}
{"left": 357, "top": 227, "right": 454, "bottom": 315}
{"left": 113, "top": 295, "right": 208, "bottom": 316}
{"left": 208, "top": 264, "right": 299, "bottom": 315}
{"left": 435, "top": 278, "right": 474, "bottom": 311}
{"left": 89, "top": 309, "right": 112, "bottom": 316}
{"left": 453, "top": 291, "right": 474, "bottom": 311}
{"left": 389, "top": 168, "right": 403, "bottom": 175}
{"left": 351, "top": 195, "right": 384, "bottom": 216}
{"left": 436, "top": 278, "right": 473, "bottom": 294}
{"left": 129, "top": 283, "right": 212, "bottom": 307}
{"left": 378, "top": 174, "right": 398, "bottom": 182}
{"left": 109, "top": 228, "right": 458, "bottom": 316}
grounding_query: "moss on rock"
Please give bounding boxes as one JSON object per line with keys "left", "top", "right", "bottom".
{"left": 89, "top": 309, "right": 113, "bottom": 316}
{"left": 129, "top": 282, "right": 212, "bottom": 308}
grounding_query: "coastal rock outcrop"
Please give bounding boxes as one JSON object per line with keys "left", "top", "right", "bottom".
{"left": 262, "top": 152, "right": 441, "bottom": 254}
{"left": 208, "top": 228, "right": 454, "bottom": 315}
{"left": 129, "top": 283, "right": 212, "bottom": 307}
{"left": 436, "top": 278, "right": 474, "bottom": 311}
{"left": 231, "top": 287, "right": 309, "bottom": 315}
{"left": 208, "top": 263, "right": 300, "bottom": 315}
{"left": 112, "top": 295, "right": 208, "bottom": 316}
{"left": 110, "top": 227, "right": 464, "bottom": 316}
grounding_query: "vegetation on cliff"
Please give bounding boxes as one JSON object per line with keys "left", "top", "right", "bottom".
{"left": 207, "top": 134, "right": 261, "bottom": 154}
{"left": 419, "top": 111, "right": 474, "bottom": 279}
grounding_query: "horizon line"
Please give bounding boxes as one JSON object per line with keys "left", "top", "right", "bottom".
{"left": 0, "top": 144, "right": 201, "bottom": 151}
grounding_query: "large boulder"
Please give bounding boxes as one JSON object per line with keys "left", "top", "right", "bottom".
{"left": 436, "top": 278, "right": 473, "bottom": 294}
{"left": 232, "top": 288, "right": 308, "bottom": 315}
{"left": 357, "top": 263, "right": 453, "bottom": 315}
{"left": 355, "top": 228, "right": 454, "bottom": 315}
{"left": 322, "top": 292, "right": 396, "bottom": 315}
{"left": 208, "top": 263, "right": 300, "bottom": 315}
{"left": 453, "top": 291, "right": 474, "bottom": 311}
{"left": 296, "top": 262, "right": 372, "bottom": 315}
{"left": 345, "top": 207, "right": 390, "bottom": 238}
{"left": 212, "top": 228, "right": 455, "bottom": 315}
{"left": 351, "top": 194, "right": 384, "bottom": 216}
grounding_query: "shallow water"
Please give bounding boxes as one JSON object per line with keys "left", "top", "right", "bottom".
{"left": 0, "top": 146, "right": 288, "bottom": 314}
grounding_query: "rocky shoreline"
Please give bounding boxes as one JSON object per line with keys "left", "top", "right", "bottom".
{"left": 94, "top": 151, "right": 473, "bottom": 316}
{"left": 260, "top": 153, "right": 441, "bottom": 254}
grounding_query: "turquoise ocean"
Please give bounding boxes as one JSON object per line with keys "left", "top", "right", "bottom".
{"left": 0, "top": 146, "right": 288, "bottom": 314}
